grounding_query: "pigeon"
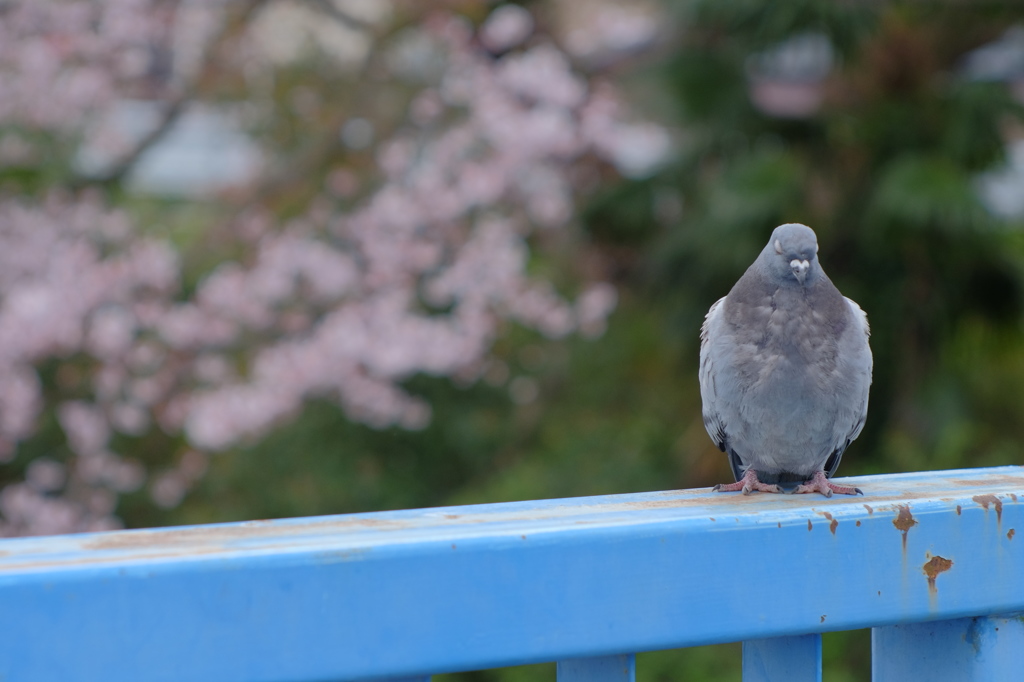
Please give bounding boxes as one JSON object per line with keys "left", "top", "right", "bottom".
{"left": 699, "top": 223, "right": 872, "bottom": 497}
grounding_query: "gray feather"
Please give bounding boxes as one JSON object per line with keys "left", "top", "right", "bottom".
{"left": 698, "top": 223, "right": 872, "bottom": 484}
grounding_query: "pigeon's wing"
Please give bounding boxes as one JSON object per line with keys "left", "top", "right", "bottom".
{"left": 825, "top": 297, "right": 872, "bottom": 478}
{"left": 823, "top": 439, "right": 851, "bottom": 479}
{"left": 699, "top": 297, "right": 729, "bottom": 454}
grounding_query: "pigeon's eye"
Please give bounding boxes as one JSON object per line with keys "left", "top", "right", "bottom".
{"left": 774, "top": 239, "right": 783, "bottom": 255}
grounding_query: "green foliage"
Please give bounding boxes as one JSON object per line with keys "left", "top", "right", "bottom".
{"left": 870, "top": 154, "right": 989, "bottom": 231}
{"left": 683, "top": 0, "right": 876, "bottom": 54}
{"left": 706, "top": 146, "right": 805, "bottom": 227}
{"left": 942, "top": 82, "right": 1020, "bottom": 171}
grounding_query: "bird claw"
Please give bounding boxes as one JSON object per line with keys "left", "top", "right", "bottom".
{"left": 792, "top": 471, "right": 862, "bottom": 497}
{"left": 713, "top": 470, "right": 783, "bottom": 495}
{"left": 744, "top": 482, "right": 784, "bottom": 495}
{"left": 794, "top": 484, "right": 832, "bottom": 498}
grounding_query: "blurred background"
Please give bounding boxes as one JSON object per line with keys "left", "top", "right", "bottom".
{"left": 3, "top": 0, "right": 1024, "bottom": 679}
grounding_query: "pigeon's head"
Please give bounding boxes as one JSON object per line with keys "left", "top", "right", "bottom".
{"left": 766, "top": 223, "right": 820, "bottom": 286}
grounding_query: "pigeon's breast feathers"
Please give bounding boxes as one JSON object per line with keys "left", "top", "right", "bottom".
{"left": 721, "top": 224, "right": 860, "bottom": 392}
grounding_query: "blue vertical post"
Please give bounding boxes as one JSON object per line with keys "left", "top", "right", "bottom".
{"left": 872, "top": 615, "right": 1024, "bottom": 681}
{"left": 742, "top": 634, "right": 822, "bottom": 682}
{"left": 557, "top": 654, "right": 636, "bottom": 681}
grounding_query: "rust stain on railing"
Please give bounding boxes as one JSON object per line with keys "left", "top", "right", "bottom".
{"left": 893, "top": 505, "right": 917, "bottom": 552}
{"left": 923, "top": 555, "right": 953, "bottom": 594}
{"left": 972, "top": 494, "right": 1003, "bottom": 524}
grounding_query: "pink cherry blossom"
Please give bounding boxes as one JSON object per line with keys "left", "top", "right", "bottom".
{"left": 0, "top": 1, "right": 666, "bottom": 536}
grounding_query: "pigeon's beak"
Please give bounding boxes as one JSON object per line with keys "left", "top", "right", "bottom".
{"left": 790, "top": 259, "right": 810, "bottom": 284}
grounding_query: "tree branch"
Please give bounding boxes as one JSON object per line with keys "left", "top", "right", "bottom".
{"left": 73, "top": 0, "right": 270, "bottom": 189}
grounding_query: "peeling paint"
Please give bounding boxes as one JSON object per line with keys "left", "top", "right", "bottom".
{"left": 313, "top": 548, "right": 369, "bottom": 564}
{"left": 973, "top": 494, "right": 1003, "bottom": 524}
{"left": 83, "top": 516, "right": 408, "bottom": 553}
{"left": 953, "top": 474, "right": 1024, "bottom": 487}
{"left": 2, "top": 467, "right": 1021, "bottom": 581}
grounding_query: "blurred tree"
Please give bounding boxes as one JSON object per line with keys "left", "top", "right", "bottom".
{"left": 0, "top": 0, "right": 657, "bottom": 536}
{"left": 5, "top": 1, "right": 1024, "bottom": 681}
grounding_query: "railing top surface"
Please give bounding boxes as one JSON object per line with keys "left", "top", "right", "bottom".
{"left": 1, "top": 466, "right": 1022, "bottom": 682}
{"left": 1, "top": 466, "right": 1022, "bottom": 575}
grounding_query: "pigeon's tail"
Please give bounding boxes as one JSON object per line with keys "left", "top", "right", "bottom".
{"left": 754, "top": 470, "right": 817, "bottom": 492}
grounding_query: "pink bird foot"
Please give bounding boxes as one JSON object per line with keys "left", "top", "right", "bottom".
{"left": 792, "top": 470, "right": 863, "bottom": 497}
{"left": 713, "top": 469, "right": 783, "bottom": 495}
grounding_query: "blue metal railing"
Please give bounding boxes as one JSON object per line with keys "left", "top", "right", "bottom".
{"left": 0, "top": 466, "right": 1022, "bottom": 681}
